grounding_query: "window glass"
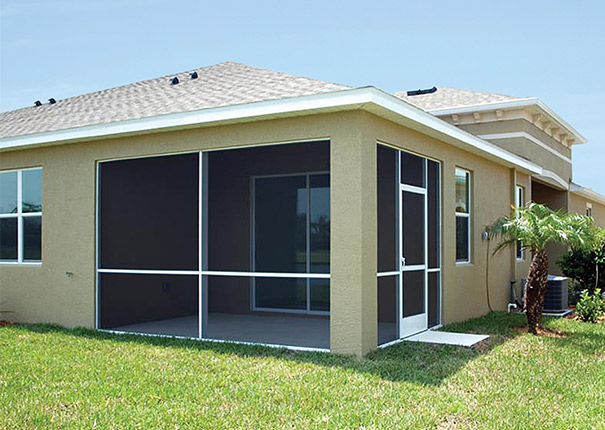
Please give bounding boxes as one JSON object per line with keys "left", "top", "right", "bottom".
{"left": 0, "top": 169, "right": 43, "bottom": 264}
{"left": 516, "top": 186, "right": 525, "bottom": 260}
{"left": 455, "top": 169, "right": 469, "bottom": 213}
{"left": 255, "top": 175, "right": 307, "bottom": 273}
{"left": 0, "top": 218, "right": 18, "bottom": 261}
{"left": 456, "top": 216, "right": 470, "bottom": 262}
{"left": 0, "top": 172, "right": 18, "bottom": 214}
{"left": 22, "top": 170, "right": 43, "bottom": 213}
{"left": 516, "top": 186, "right": 524, "bottom": 208}
{"left": 23, "top": 216, "right": 42, "bottom": 261}
{"left": 310, "top": 174, "right": 330, "bottom": 274}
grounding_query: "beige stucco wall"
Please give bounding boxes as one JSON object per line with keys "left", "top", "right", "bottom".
{"left": 531, "top": 180, "right": 569, "bottom": 275}
{"left": 457, "top": 120, "right": 572, "bottom": 184}
{"left": 0, "top": 109, "right": 521, "bottom": 355}
{"left": 512, "top": 171, "right": 532, "bottom": 299}
{"left": 569, "top": 193, "right": 605, "bottom": 228}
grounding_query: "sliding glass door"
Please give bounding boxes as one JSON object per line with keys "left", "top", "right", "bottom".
{"left": 252, "top": 173, "right": 330, "bottom": 314}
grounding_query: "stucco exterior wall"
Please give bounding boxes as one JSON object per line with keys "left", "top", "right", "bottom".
{"left": 457, "top": 119, "right": 572, "bottom": 184}
{"left": 569, "top": 193, "right": 605, "bottom": 228}
{"left": 512, "top": 171, "right": 532, "bottom": 300}
{"left": 0, "top": 109, "right": 520, "bottom": 354}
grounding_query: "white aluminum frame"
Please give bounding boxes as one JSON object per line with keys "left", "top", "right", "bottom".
{"left": 376, "top": 144, "right": 442, "bottom": 346}
{"left": 250, "top": 171, "right": 330, "bottom": 316}
{"left": 455, "top": 167, "right": 471, "bottom": 264}
{"left": 399, "top": 173, "right": 429, "bottom": 339}
{"left": 0, "top": 167, "right": 43, "bottom": 266}
{"left": 94, "top": 140, "right": 332, "bottom": 350}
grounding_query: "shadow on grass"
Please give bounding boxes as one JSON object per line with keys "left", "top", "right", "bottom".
{"left": 3, "top": 312, "right": 530, "bottom": 386}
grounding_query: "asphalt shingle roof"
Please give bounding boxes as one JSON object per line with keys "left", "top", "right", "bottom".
{"left": 0, "top": 62, "right": 351, "bottom": 139}
{"left": 393, "top": 86, "right": 527, "bottom": 111}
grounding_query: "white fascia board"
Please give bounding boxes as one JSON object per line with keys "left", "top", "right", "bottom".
{"left": 0, "top": 86, "right": 541, "bottom": 174}
{"left": 429, "top": 98, "right": 587, "bottom": 145}
{"left": 367, "top": 89, "right": 542, "bottom": 174}
{"left": 0, "top": 88, "right": 370, "bottom": 151}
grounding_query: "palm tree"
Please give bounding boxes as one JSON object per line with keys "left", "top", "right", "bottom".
{"left": 488, "top": 203, "right": 594, "bottom": 334}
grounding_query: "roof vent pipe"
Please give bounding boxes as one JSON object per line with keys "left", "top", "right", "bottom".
{"left": 407, "top": 86, "right": 437, "bottom": 96}
{"left": 34, "top": 100, "right": 42, "bottom": 107}
{"left": 190, "top": 71, "right": 198, "bottom": 79}
{"left": 48, "top": 98, "right": 56, "bottom": 104}
{"left": 170, "top": 77, "right": 179, "bottom": 85}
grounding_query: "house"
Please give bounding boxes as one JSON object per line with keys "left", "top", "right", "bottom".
{"left": 0, "top": 62, "right": 603, "bottom": 356}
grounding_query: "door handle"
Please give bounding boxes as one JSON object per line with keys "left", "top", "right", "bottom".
{"left": 401, "top": 257, "right": 406, "bottom": 267}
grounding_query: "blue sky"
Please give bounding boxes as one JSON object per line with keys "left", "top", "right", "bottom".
{"left": 1, "top": 0, "right": 604, "bottom": 194}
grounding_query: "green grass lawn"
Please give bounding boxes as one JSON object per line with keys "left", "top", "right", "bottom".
{"left": 1, "top": 312, "right": 604, "bottom": 429}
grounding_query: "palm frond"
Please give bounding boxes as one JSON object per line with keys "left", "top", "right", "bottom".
{"left": 487, "top": 202, "right": 596, "bottom": 255}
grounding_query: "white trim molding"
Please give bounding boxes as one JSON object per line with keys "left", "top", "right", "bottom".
{"left": 536, "top": 169, "right": 570, "bottom": 191}
{"left": 0, "top": 87, "right": 542, "bottom": 176}
{"left": 429, "top": 98, "right": 586, "bottom": 146}
{"left": 478, "top": 132, "right": 572, "bottom": 164}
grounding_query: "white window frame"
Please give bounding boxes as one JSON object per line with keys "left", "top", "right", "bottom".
{"left": 0, "top": 167, "right": 43, "bottom": 266}
{"left": 515, "top": 185, "right": 525, "bottom": 261}
{"left": 455, "top": 167, "right": 471, "bottom": 264}
{"left": 250, "top": 171, "right": 330, "bottom": 316}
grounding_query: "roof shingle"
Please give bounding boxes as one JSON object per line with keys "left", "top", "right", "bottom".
{"left": 0, "top": 62, "right": 351, "bottom": 139}
{"left": 393, "top": 86, "right": 528, "bottom": 111}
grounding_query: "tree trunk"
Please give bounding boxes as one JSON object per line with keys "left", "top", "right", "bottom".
{"left": 524, "top": 250, "right": 549, "bottom": 334}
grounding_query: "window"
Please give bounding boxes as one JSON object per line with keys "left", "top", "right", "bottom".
{"left": 516, "top": 185, "right": 525, "bottom": 260}
{"left": 586, "top": 202, "right": 593, "bottom": 217}
{"left": 455, "top": 168, "right": 470, "bottom": 263}
{"left": 0, "top": 168, "right": 42, "bottom": 264}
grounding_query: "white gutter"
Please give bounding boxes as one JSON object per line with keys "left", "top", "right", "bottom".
{"left": 0, "top": 87, "right": 542, "bottom": 174}
{"left": 429, "top": 98, "right": 587, "bottom": 145}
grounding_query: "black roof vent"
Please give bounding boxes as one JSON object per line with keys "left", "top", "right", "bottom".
{"left": 34, "top": 100, "right": 42, "bottom": 107}
{"left": 406, "top": 86, "right": 437, "bottom": 96}
{"left": 170, "top": 77, "right": 179, "bottom": 85}
{"left": 48, "top": 98, "right": 56, "bottom": 104}
{"left": 190, "top": 71, "right": 198, "bottom": 79}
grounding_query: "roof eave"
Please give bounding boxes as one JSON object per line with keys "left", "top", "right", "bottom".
{"left": 428, "top": 98, "right": 587, "bottom": 145}
{"left": 0, "top": 87, "right": 542, "bottom": 175}
{"left": 570, "top": 183, "right": 605, "bottom": 206}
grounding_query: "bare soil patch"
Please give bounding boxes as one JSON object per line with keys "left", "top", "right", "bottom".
{"left": 512, "top": 326, "right": 565, "bottom": 338}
